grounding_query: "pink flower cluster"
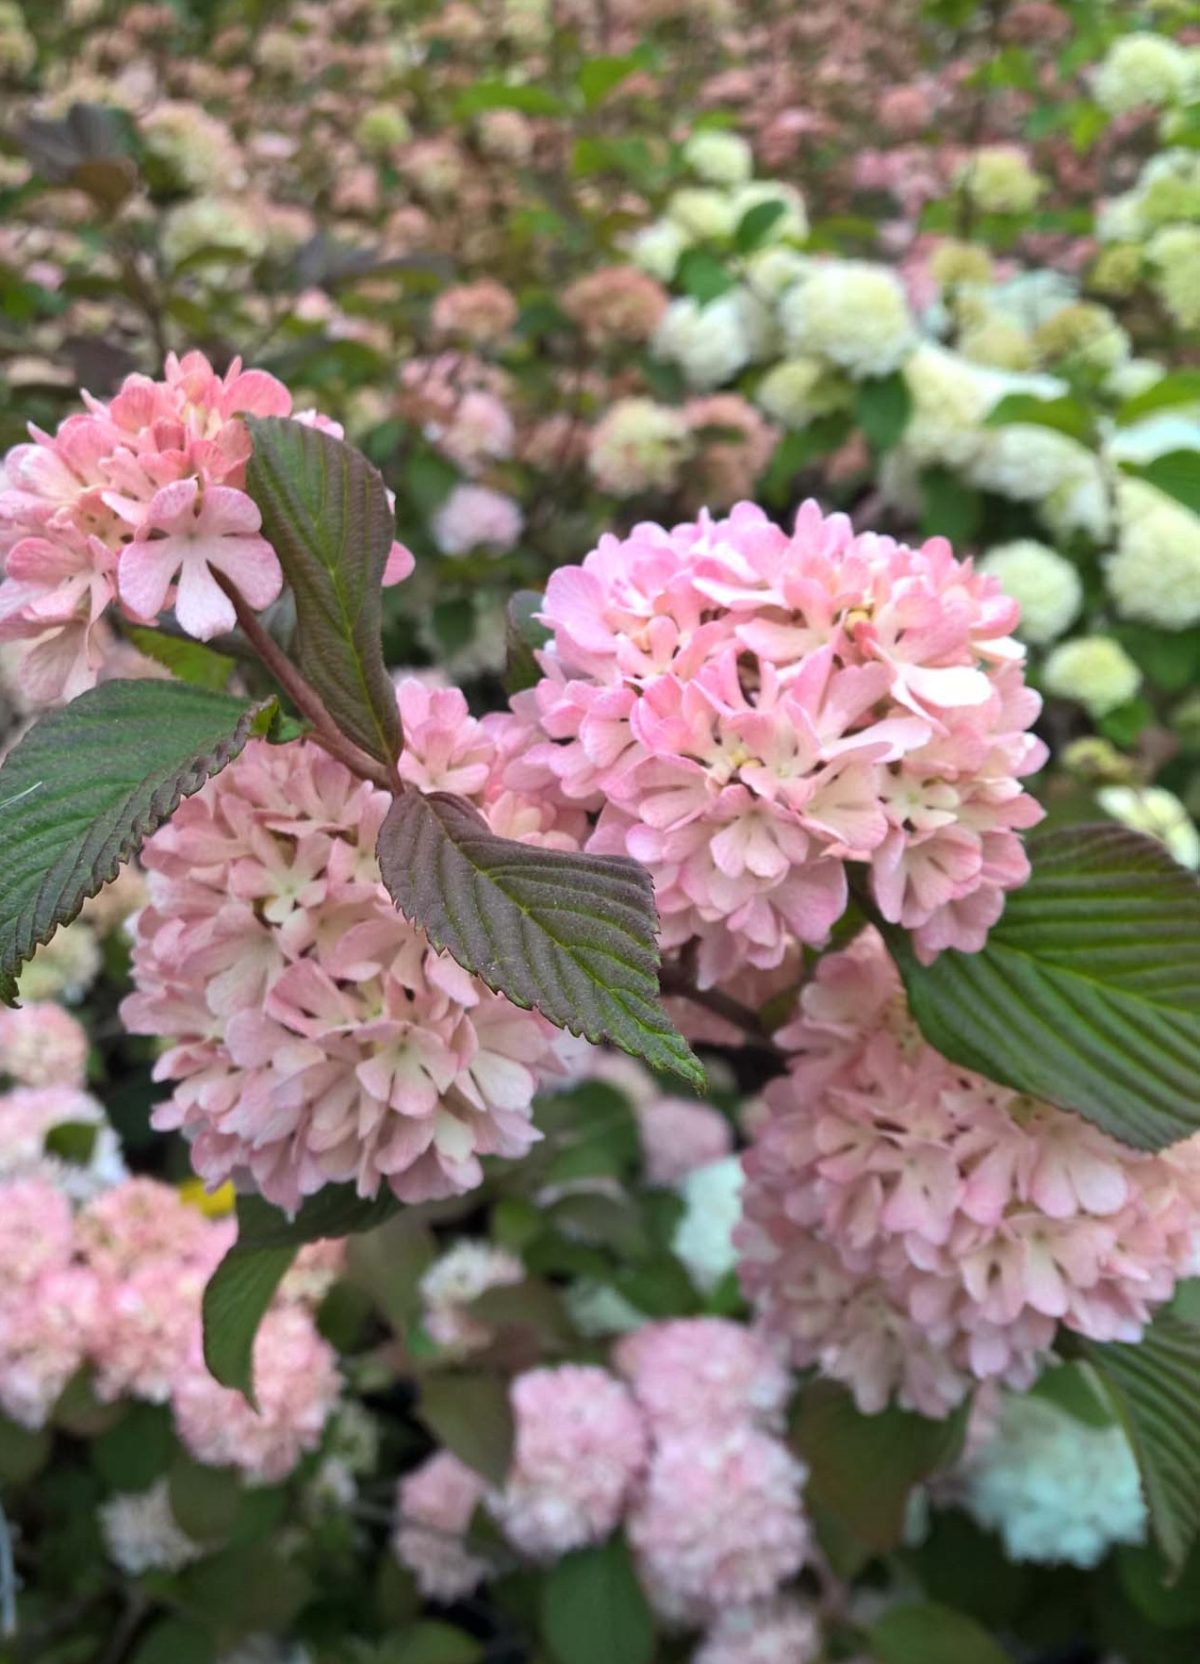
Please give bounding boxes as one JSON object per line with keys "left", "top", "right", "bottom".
{"left": 617, "top": 1319, "right": 809, "bottom": 1623}
{"left": 0, "top": 1172, "right": 340, "bottom": 1475}
{"left": 0, "top": 352, "right": 412, "bottom": 700}
{"left": 393, "top": 1449, "right": 491, "bottom": 1602}
{"left": 123, "top": 680, "right": 583, "bottom": 1213}
{"left": 0, "top": 1001, "right": 89, "bottom": 1087}
{"left": 637, "top": 1095, "right": 734, "bottom": 1187}
{"left": 738, "top": 930, "right": 1200, "bottom": 1418}
{"left": 504, "top": 500, "right": 1045, "bottom": 984}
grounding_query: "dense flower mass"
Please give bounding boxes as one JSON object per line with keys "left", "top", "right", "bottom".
{"left": 489, "top": 1365, "right": 648, "bottom": 1560}
{"left": 0, "top": 352, "right": 412, "bottom": 699}
{"left": 393, "top": 1451, "right": 489, "bottom": 1601}
{"left": 123, "top": 685, "right": 582, "bottom": 1211}
{"left": 738, "top": 929, "right": 1200, "bottom": 1416}
{"left": 615, "top": 1317, "right": 791, "bottom": 1434}
{"left": 506, "top": 500, "right": 1045, "bottom": 980}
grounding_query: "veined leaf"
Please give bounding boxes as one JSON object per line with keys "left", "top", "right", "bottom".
{"left": 0, "top": 679, "right": 271, "bottom": 1004}
{"left": 376, "top": 790, "right": 703, "bottom": 1088}
{"left": 985, "top": 392, "right": 1093, "bottom": 442}
{"left": 245, "top": 415, "right": 402, "bottom": 770}
{"left": 1120, "top": 452, "right": 1200, "bottom": 516}
{"left": 1082, "top": 1312, "right": 1200, "bottom": 1575}
{"left": 540, "top": 1538, "right": 654, "bottom": 1664}
{"left": 417, "top": 1372, "right": 514, "bottom": 1487}
{"left": 883, "top": 825, "right": 1200, "bottom": 1151}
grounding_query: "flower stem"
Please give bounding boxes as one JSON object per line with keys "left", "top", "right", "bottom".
{"left": 213, "top": 572, "right": 400, "bottom": 793}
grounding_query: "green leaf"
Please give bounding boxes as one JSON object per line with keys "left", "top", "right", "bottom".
{"left": 387, "top": 1623, "right": 484, "bottom": 1664}
{"left": 856, "top": 372, "right": 913, "bottom": 452}
{"left": 0, "top": 1413, "right": 51, "bottom": 1484}
{"left": 985, "top": 392, "right": 1093, "bottom": 442}
{"left": 1082, "top": 1312, "right": 1200, "bottom": 1574}
{"left": 734, "top": 199, "right": 787, "bottom": 252}
{"left": 578, "top": 54, "right": 645, "bottom": 110}
{"left": 541, "top": 1538, "right": 654, "bottom": 1664}
{"left": 377, "top": 790, "right": 703, "bottom": 1088}
{"left": 918, "top": 467, "right": 982, "bottom": 544}
{"left": 882, "top": 824, "right": 1200, "bottom": 1151}
{"left": 201, "top": 1237, "right": 297, "bottom": 1402}
{"left": 91, "top": 1403, "right": 173, "bottom": 1493}
{"left": 454, "top": 81, "right": 568, "bottom": 118}
{"left": 791, "top": 1381, "right": 966, "bottom": 1552}
{"left": 1122, "top": 452, "right": 1200, "bottom": 516}
{"left": 125, "top": 627, "right": 235, "bottom": 692}
{"left": 168, "top": 1455, "right": 244, "bottom": 1543}
{"left": 179, "top": 1539, "right": 310, "bottom": 1636}
{"left": 0, "top": 679, "right": 270, "bottom": 1004}
{"left": 676, "top": 248, "right": 736, "bottom": 303}
{"left": 417, "top": 1371, "right": 515, "bottom": 1486}
{"left": 202, "top": 1188, "right": 399, "bottom": 1396}
{"left": 871, "top": 1602, "right": 1011, "bottom": 1664}
{"left": 129, "top": 1619, "right": 214, "bottom": 1664}
{"left": 505, "top": 590, "right": 549, "bottom": 695}
{"left": 1116, "top": 372, "right": 1200, "bottom": 426}
{"left": 244, "top": 415, "right": 402, "bottom": 770}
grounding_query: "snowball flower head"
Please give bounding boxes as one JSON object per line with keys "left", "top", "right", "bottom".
{"left": 899, "top": 345, "right": 994, "bottom": 471}
{"left": 961, "top": 1390, "right": 1146, "bottom": 1566}
{"left": 100, "top": 1480, "right": 201, "bottom": 1574}
{"left": 683, "top": 130, "right": 754, "bottom": 186}
{"left": 172, "top": 1304, "right": 340, "bottom": 1484}
{"left": 674, "top": 1155, "right": 745, "bottom": 1291}
{"left": 561, "top": 267, "right": 668, "bottom": 346}
{"left": 653, "top": 291, "right": 772, "bottom": 390}
{"left": 958, "top": 146, "right": 1043, "bottom": 214}
{"left": 1148, "top": 226, "right": 1200, "bottom": 331}
{"left": 1108, "top": 478, "right": 1200, "bottom": 630}
{"left": 693, "top": 1598, "right": 821, "bottom": 1664}
{"left": 615, "top": 1317, "right": 791, "bottom": 1434}
{"left": 432, "top": 484, "right": 524, "bottom": 556}
{"left": 629, "top": 1423, "right": 809, "bottom": 1618}
{"left": 0, "top": 1176, "right": 100, "bottom": 1428}
{"left": 980, "top": 540, "right": 1082, "bottom": 645}
{"left": 0, "top": 352, "right": 410, "bottom": 698}
{"left": 1043, "top": 636, "right": 1141, "bottom": 718}
{"left": 420, "top": 1240, "right": 525, "bottom": 1355}
{"left": 588, "top": 400, "right": 692, "bottom": 497}
{"left": 393, "top": 1451, "right": 489, "bottom": 1601}
{"left": 509, "top": 499, "right": 1044, "bottom": 979}
{"left": 638, "top": 1094, "right": 733, "bottom": 1186}
{"left": 667, "top": 187, "right": 739, "bottom": 242}
{"left": 755, "top": 358, "right": 847, "bottom": 430}
{"left": 629, "top": 219, "right": 690, "bottom": 282}
{"left": 123, "top": 697, "right": 577, "bottom": 1213}
{"left": 0, "top": 1083, "right": 125, "bottom": 1199}
{"left": 16, "top": 922, "right": 100, "bottom": 1004}
{"left": 738, "top": 929, "right": 1200, "bottom": 1418}
{"left": 1097, "top": 786, "right": 1200, "bottom": 871}
{"left": 780, "top": 262, "right": 915, "bottom": 378}
{"left": 0, "top": 1002, "right": 88, "bottom": 1087}
{"left": 489, "top": 1365, "right": 648, "bottom": 1560}
{"left": 1093, "top": 33, "right": 1194, "bottom": 115}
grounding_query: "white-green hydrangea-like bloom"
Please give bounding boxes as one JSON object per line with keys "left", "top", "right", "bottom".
{"left": 755, "top": 357, "right": 849, "bottom": 428}
{"left": 683, "top": 129, "right": 754, "bottom": 187}
{"left": 962, "top": 1392, "right": 1147, "bottom": 1568}
{"left": 162, "top": 196, "right": 269, "bottom": 269}
{"left": 1108, "top": 477, "right": 1200, "bottom": 629}
{"left": 969, "top": 423, "right": 1103, "bottom": 517}
{"left": 1148, "top": 225, "right": 1200, "bottom": 329}
{"left": 779, "top": 261, "right": 915, "bottom": 379}
{"left": 100, "top": 1481, "right": 202, "bottom": 1575}
{"left": 629, "top": 219, "right": 690, "bottom": 282}
{"left": 653, "top": 289, "right": 773, "bottom": 389}
{"left": 673, "top": 1155, "right": 744, "bottom": 1292}
{"left": 1093, "top": 33, "right": 1194, "bottom": 115}
{"left": 17, "top": 919, "right": 101, "bottom": 1004}
{"left": 980, "top": 540, "right": 1083, "bottom": 646}
{"left": 588, "top": 398, "right": 693, "bottom": 496}
{"left": 667, "top": 186, "right": 740, "bottom": 242}
{"left": 1098, "top": 785, "right": 1200, "bottom": 870}
{"left": 1042, "top": 636, "right": 1142, "bottom": 718}
{"left": 957, "top": 146, "right": 1043, "bottom": 214}
{"left": 731, "top": 181, "right": 808, "bottom": 245}
{"left": 900, "top": 344, "right": 994, "bottom": 469}
{"left": 744, "top": 246, "right": 812, "bottom": 299}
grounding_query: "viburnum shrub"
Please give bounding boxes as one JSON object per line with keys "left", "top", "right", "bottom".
{"left": 4, "top": 345, "right": 1200, "bottom": 1659}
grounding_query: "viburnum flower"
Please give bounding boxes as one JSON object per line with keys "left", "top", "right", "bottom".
{"left": 0, "top": 1083, "right": 127, "bottom": 1198}
{"left": 393, "top": 1451, "right": 490, "bottom": 1601}
{"left": 419, "top": 1241, "right": 526, "bottom": 1355}
{"left": 693, "top": 1598, "right": 821, "bottom": 1664}
{"left": 614, "top": 1317, "right": 791, "bottom": 1434}
{"left": 0, "top": 351, "right": 411, "bottom": 699}
{"left": 488, "top": 1365, "right": 648, "bottom": 1560}
{"left": 738, "top": 929, "right": 1200, "bottom": 1418}
{"left": 100, "top": 1480, "right": 202, "bottom": 1575}
{"left": 0, "top": 1001, "right": 89, "bottom": 1087}
{"left": 172, "top": 1304, "right": 340, "bottom": 1484}
{"left": 637, "top": 1095, "right": 733, "bottom": 1187}
{"left": 628, "top": 1423, "right": 810, "bottom": 1619}
{"left": 122, "top": 681, "right": 581, "bottom": 1212}
{"left": 503, "top": 500, "right": 1044, "bottom": 980}
{"left": 0, "top": 1176, "right": 100, "bottom": 1428}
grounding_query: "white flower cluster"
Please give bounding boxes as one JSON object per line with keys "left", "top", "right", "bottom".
{"left": 961, "top": 1390, "right": 1147, "bottom": 1569}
